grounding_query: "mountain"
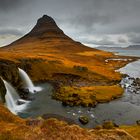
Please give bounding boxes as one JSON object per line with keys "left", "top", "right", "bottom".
{"left": 125, "top": 45, "right": 140, "bottom": 50}
{"left": 97, "top": 45, "right": 140, "bottom": 51}
{"left": 0, "top": 15, "right": 132, "bottom": 106}
{"left": 96, "top": 46, "right": 124, "bottom": 51}
{"left": 9, "top": 15, "right": 72, "bottom": 46}
{"left": 4, "top": 15, "right": 92, "bottom": 52}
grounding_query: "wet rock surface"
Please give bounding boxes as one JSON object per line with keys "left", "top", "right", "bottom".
{"left": 121, "top": 76, "right": 140, "bottom": 105}
{"left": 0, "top": 59, "right": 20, "bottom": 87}
{"left": 121, "top": 76, "right": 140, "bottom": 95}
{"left": 79, "top": 115, "right": 89, "bottom": 125}
{"left": 0, "top": 78, "right": 6, "bottom": 103}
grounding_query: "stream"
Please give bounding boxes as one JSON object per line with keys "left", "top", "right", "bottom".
{"left": 17, "top": 60, "right": 140, "bottom": 128}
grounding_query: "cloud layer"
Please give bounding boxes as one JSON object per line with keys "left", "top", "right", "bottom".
{"left": 0, "top": 0, "right": 140, "bottom": 47}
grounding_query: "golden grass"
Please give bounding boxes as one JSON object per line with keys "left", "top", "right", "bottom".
{"left": 120, "top": 125, "right": 140, "bottom": 140}
{"left": 0, "top": 105, "right": 140, "bottom": 140}
{"left": 0, "top": 104, "right": 138, "bottom": 140}
{"left": 53, "top": 85, "right": 123, "bottom": 106}
{"left": 0, "top": 38, "right": 133, "bottom": 107}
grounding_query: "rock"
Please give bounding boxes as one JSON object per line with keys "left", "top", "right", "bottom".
{"left": 26, "top": 119, "right": 42, "bottom": 126}
{"left": 0, "top": 78, "right": 6, "bottom": 103}
{"left": 42, "top": 114, "right": 76, "bottom": 125}
{"left": 62, "top": 102, "right": 68, "bottom": 106}
{"left": 79, "top": 116, "right": 89, "bottom": 125}
{"left": 102, "top": 121, "right": 118, "bottom": 129}
{"left": 73, "top": 65, "right": 88, "bottom": 72}
{"left": 16, "top": 100, "right": 25, "bottom": 105}
{"left": 95, "top": 125, "right": 103, "bottom": 130}
{"left": 20, "top": 88, "right": 30, "bottom": 94}
{"left": 0, "top": 59, "right": 21, "bottom": 87}
{"left": 136, "top": 120, "right": 140, "bottom": 125}
{"left": 19, "top": 88, "right": 31, "bottom": 100}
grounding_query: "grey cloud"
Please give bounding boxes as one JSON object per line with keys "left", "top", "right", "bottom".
{"left": 92, "top": 39, "right": 115, "bottom": 46}
{"left": 0, "top": 0, "right": 25, "bottom": 11}
{"left": 0, "top": 28, "right": 23, "bottom": 36}
{"left": 118, "top": 37, "right": 127, "bottom": 44}
{"left": 82, "top": 36, "right": 115, "bottom": 46}
{"left": 127, "top": 33, "right": 140, "bottom": 44}
{"left": 0, "top": 0, "right": 140, "bottom": 47}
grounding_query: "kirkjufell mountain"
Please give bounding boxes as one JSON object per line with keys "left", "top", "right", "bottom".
{"left": 4, "top": 15, "right": 94, "bottom": 52}
{"left": 9, "top": 15, "right": 73, "bottom": 45}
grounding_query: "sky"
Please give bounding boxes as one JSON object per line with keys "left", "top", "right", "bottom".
{"left": 0, "top": 0, "right": 140, "bottom": 47}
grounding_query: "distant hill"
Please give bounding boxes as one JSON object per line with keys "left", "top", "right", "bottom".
{"left": 96, "top": 46, "right": 123, "bottom": 51}
{"left": 97, "top": 45, "right": 140, "bottom": 51}
{"left": 125, "top": 45, "right": 140, "bottom": 50}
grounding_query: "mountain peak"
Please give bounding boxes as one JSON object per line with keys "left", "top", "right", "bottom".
{"left": 29, "top": 15, "right": 64, "bottom": 37}
{"left": 6, "top": 15, "right": 73, "bottom": 46}
{"left": 37, "top": 15, "right": 57, "bottom": 26}
{"left": 38, "top": 15, "right": 56, "bottom": 23}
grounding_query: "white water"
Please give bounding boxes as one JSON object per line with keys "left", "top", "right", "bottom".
{"left": 119, "top": 60, "right": 140, "bottom": 78}
{"left": 18, "top": 68, "right": 42, "bottom": 93}
{"left": 3, "top": 80, "right": 29, "bottom": 115}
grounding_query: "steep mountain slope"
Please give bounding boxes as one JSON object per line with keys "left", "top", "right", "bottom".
{"left": 3, "top": 15, "right": 93, "bottom": 52}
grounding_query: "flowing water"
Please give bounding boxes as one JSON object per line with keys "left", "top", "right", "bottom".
{"left": 3, "top": 80, "right": 30, "bottom": 114}
{"left": 18, "top": 68, "right": 42, "bottom": 93}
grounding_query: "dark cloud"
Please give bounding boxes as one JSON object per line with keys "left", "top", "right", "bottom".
{"left": 127, "top": 33, "right": 140, "bottom": 44}
{"left": 0, "top": 0, "right": 140, "bottom": 47}
{"left": 118, "top": 37, "right": 127, "bottom": 44}
{"left": 0, "top": 0, "right": 24, "bottom": 11}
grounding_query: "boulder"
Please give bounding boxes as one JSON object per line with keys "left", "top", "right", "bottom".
{"left": 0, "top": 59, "right": 20, "bottom": 87}
{"left": 136, "top": 120, "right": 140, "bottom": 125}
{"left": 102, "top": 121, "right": 118, "bottom": 129}
{"left": 78, "top": 115, "right": 89, "bottom": 125}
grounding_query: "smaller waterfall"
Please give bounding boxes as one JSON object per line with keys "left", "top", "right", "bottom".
{"left": 3, "top": 80, "right": 29, "bottom": 115}
{"left": 18, "top": 68, "right": 42, "bottom": 93}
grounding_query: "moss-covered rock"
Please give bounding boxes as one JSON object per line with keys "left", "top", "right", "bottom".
{"left": 79, "top": 115, "right": 89, "bottom": 125}
{"left": 102, "top": 121, "right": 118, "bottom": 129}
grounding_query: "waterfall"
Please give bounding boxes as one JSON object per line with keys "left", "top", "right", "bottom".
{"left": 3, "top": 80, "right": 29, "bottom": 115}
{"left": 18, "top": 68, "right": 42, "bottom": 93}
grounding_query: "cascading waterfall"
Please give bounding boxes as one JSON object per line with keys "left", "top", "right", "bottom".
{"left": 18, "top": 68, "right": 42, "bottom": 93}
{"left": 3, "top": 80, "right": 29, "bottom": 115}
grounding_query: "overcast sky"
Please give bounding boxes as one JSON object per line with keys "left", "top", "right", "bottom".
{"left": 0, "top": 0, "right": 140, "bottom": 47}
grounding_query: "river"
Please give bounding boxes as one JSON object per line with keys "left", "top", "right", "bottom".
{"left": 18, "top": 50, "right": 140, "bottom": 128}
